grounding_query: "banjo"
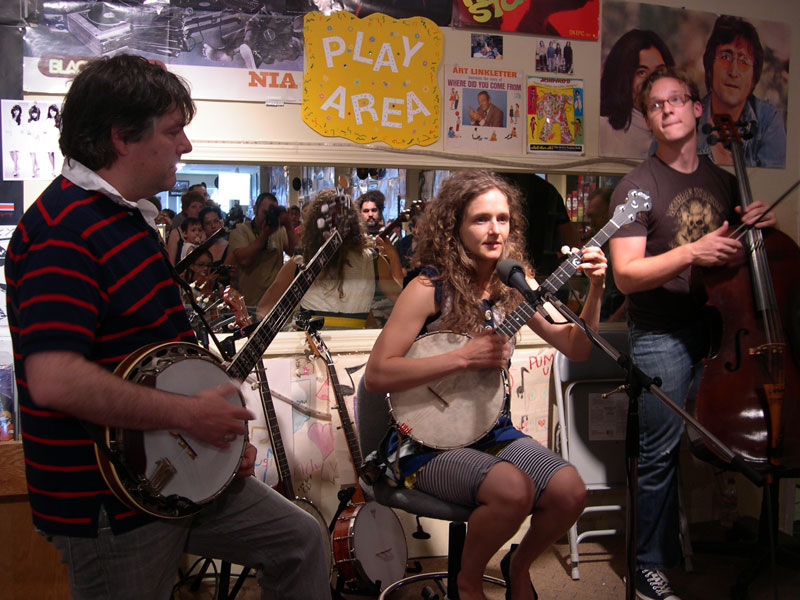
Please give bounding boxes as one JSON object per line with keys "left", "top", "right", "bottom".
{"left": 95, "top": 191, "right": 350, "bottom": 519}
{"left": 387, "top": 189, "right": 652, "bottom": 450}
{"left": 303, "top": 321, "right": 408, "bottom": 593}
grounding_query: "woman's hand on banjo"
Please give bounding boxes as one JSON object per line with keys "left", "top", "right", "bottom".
{"left": 576, "top": 245, "right": 607, "bottom": 288}
{"left": 458, "top": 328, "right": 511, "bottom": 369}
{"left": 184, "top": 383, "right": 254, "bottom": 449}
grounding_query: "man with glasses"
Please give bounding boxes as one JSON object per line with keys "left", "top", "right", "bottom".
{"left": 697, "top": 15, "right": 786, "bottom": 168}
{"left": 608, "top": 66, "right": 774, "bottom": 600}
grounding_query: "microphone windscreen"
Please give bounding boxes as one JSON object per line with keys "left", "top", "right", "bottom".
{"left": 496, "top": 258, "right": 523, "bottom": 285}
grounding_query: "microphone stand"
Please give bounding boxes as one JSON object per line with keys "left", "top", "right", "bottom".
{"left": 524, "top": 287, "right": 765, "bottom": 600}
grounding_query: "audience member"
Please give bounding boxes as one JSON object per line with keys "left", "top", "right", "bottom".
{"left": 229, "top": 192, "right": 299, "bottom": 306}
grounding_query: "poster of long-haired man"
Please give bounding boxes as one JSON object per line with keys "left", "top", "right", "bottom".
{"left": 600, "top": 2, "right": 789, "bottom": 169}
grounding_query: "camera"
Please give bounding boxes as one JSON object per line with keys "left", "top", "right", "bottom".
{"left": 225, "top": 204, "right": 246, "bottom": 230}
{"left": 264, "top": 203, "right": 286, "bottom": 229}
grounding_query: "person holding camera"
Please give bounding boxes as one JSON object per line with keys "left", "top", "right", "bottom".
{"left": 229, "top": 191, "right": 299, "bottom": 306}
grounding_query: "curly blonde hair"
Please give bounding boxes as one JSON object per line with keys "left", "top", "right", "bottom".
{"left": 412, "top": 170, "right": 529, "bottom": 334}
{"left": 300, "top": 188, "right": 370, "bottom": 296}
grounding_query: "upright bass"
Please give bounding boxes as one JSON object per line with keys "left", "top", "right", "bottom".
{"left": 693, "top": 115, "right": 800, "bottom": 471}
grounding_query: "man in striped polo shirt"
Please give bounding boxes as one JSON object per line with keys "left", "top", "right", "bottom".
{"left": 6, "top": 55, "right": 330, "bottom": 599}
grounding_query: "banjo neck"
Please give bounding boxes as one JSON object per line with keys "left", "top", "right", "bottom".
{"left": 225, "top": 230, "right": 342, "bottom": 382}
{"left": 496, "top": 188, "right": 651, "bottom": 339}
{"left": 305, "top": 328, "right": 366, "bottom": 504}
{"left": 254, "top": 360, "right": 297, "bottom": 499}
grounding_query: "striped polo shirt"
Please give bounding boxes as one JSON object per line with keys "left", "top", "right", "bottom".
{"left": 6, "top": 173, "right": 195, "bottom": 537}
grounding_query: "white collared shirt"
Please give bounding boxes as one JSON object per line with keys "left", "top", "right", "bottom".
{"left": 60, "top": 159, "right": 160, "bottom": 230}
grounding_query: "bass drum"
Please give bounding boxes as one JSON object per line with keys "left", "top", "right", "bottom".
{"left": 293, "top": 497, "right": 333, "bottom": 576}
{"left": 332, "top": 501, "right": 407, "bottom": 591}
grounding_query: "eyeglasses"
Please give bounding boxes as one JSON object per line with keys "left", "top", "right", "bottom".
{"left": 715, "top": 49, "right": 754, "bottom": 72}
{"left": 646, "top": 94, "right": 692, "bottom": 114}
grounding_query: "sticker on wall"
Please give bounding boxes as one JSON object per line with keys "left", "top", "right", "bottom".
{"left": 302, "top": 11, "right": 442, "bottom": 148}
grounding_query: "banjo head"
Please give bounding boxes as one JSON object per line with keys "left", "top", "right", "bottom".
{"left": 388, "top": 332, "right": 506, "bottom": 450}
{"left": 109, "top": 342, "right": 246, "bottom": 517}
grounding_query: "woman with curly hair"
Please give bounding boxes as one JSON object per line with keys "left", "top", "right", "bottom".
{"left": 364, "top": 170, "right": 607, "bottom": 600}
{"left": 255, "top": 188, "right": 401, "bottom": 327}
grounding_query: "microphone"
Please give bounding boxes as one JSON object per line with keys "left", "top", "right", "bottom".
{"left": 496, "top": 259, "right": 553, "bottom": 324}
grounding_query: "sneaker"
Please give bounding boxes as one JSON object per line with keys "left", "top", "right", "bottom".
{"left": 635, "top": 569, "right": 681, "bottom": 600}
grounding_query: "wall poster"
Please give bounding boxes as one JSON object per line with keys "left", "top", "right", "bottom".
{"left": 451, "top": 0, "right": 599, "bottom": 41}
{"left": 23, "top": 1, "right": 305, "bottom": 104}
{"left": 2, "top": 99, "right": 62, "bottom": 182}
{"left": 442, "top": 64, "right": 524, "bottom": 155}
{"left": 600, "top": 1, "right": 789, "bottom": 168}
{"left": 526, "top": 76, "right": 584, "bottom": 155}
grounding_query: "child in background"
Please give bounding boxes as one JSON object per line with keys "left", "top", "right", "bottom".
{"left": 179, "top": 216, "right": 205, "bottom": 261}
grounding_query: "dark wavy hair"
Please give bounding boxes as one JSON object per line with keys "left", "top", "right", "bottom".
{"left": 358, "top": 189, "right": 385, "bottom": 213}
{"left": 636, "top": 66, "right": 700, "bottom": 117}
{"left": 412, "top": 170, "right": 529, "bottom": 335}
{"left": 59, "top": 54, "right": 195, "bottom": 170}
{"left": 199, "top": 205, "right": 224, "bottom": 229}
{"left": 702, "top": 15, "right": 763, "bottom": 93}
{"left": 46, "top": 104, "right": 61, "bottom": 128}
{"left": 301, "top": 188, "right": 369, "bottom": 296}
{"left": 601, "top": 30, "right": 675, "bottom": 130}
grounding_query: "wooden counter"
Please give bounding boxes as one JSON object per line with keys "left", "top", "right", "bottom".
{"left": 0, "top": 441, "right": 70, "bottom": 599}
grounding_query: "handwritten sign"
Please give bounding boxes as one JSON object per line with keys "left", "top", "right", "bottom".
{"left": 302, "top": 11, "right": 442, "bottom": 148}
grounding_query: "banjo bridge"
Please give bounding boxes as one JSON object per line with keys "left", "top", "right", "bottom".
{"left": 169, "top": 431, "right": 198, "bottom": 459}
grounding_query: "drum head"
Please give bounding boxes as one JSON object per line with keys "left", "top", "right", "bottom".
{"left": 144, "top": 355, "right": 244, "bottom": 504}
{"left": 351, "top": 502, "right": 408, "bottom": 590}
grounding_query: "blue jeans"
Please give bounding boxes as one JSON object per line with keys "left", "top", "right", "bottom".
{"left": 630, "top": 324, "right": 706, "bottom": 570}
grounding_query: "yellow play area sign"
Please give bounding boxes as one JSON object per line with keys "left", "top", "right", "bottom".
{"left": 302, "top": 11, "right": 442, "bottom": 148}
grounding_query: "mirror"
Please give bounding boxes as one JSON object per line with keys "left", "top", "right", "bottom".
{"left": 170, "top": 163, "right": 623, "bottom": 336}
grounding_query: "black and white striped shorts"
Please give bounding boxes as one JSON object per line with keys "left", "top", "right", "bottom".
{"left": 414, "top": 438, "right": 570, "bottom": 509}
